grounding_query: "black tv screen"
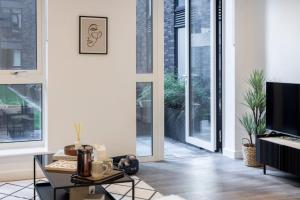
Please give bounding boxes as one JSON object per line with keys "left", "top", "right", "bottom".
{"left": 266, "top": 82, "right": 300, "bottom": 137}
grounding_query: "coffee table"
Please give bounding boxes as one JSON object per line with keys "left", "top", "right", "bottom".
{"left": 34, "top": 154, "right": 135, "bottom": 200}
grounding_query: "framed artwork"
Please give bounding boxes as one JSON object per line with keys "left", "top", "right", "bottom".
{"left": 79, "top": 16, "right": 108, "bottom": 54}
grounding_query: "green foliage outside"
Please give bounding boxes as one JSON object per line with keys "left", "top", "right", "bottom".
{"left": 137, "top": 73, "right": 211, "bottom": 120}
{"left": 164, "top": 73, "right": 210, "bottom": 119}
{"left": 164, "top": 73, "right": 185, "bottom": 110}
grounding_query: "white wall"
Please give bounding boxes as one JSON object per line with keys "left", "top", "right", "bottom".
{"left": 223, "top": 0, "right": 266, "bottom": 158}
{"left": 0, "top": 0, "right": 136, "bottom": 181}
{"left": 224, "top": 0, "right": 300, "bottom": 159}
{"left": 223, "top": 0, "right": 237, "bottom": 158}
{"left": 234, "top": 0, "right": 266, "bottom": 157}
{"left": 265, "top": 0, "right": 300, "bottom": 83}
{"left": 47, "top": 0, "right": 136, "bottom": 156}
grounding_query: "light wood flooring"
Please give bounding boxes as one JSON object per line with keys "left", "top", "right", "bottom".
{"left": 139, "top": 151, "right": 300, "bottom": 200}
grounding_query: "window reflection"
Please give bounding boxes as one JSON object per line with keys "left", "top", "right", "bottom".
{"left": 0, "top": 84, "right": 42, "bottom": 143}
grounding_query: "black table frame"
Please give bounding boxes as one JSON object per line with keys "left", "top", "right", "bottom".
{"left": 33, "top": 154, "right": 135, "bottom": 200}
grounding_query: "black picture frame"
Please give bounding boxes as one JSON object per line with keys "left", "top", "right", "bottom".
{"left": 79, "top": 16, "right": 108, "bottom": 54}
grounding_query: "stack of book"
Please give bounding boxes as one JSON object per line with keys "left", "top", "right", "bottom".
{"left": 45, "top": 160, "right": 77, "bottom": 173}
{"left": 53, "top": 149, "right": 77, "bottom": 161}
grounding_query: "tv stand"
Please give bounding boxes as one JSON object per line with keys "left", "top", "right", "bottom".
{"left": 256, "top": 134, "right": 300, "bottom": 176}
{"left": 264, "top": 131, "right": 279, "bottom": 137}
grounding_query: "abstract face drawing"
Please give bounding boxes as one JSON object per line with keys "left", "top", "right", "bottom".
{"left": 87, "top": 24, "right": 102, "bottom": 47}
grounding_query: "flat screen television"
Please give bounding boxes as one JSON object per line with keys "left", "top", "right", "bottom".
{"left": 266, "top": 82, "right": 300, "bottom": 138}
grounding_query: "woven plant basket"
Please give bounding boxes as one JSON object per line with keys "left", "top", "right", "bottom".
{"left": 242, "top": 138, "right": 261, "bottom": 167}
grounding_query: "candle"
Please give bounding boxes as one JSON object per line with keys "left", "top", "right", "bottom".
{"left": 94, "top": 144, "right": 108, "bottom": 161}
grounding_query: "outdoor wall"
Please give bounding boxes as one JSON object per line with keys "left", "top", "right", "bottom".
{"left": 0, "top": 0, "right": 36, "bottom": 70}
{"left": 164, "top": 0, "right": 175, "bottom": 73}
{"left": 136, "top": 0, "right": 152, "bottom": 73}
{"left": 0, "top": 0, "right": 136, "bottom": 181}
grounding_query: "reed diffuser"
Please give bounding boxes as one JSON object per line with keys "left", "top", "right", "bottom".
{"left": 74, "top": 123, "right": 82, "bottom": 150}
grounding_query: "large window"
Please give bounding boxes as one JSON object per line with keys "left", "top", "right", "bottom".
{"left": 0, "top": 0, "right": 43, "bottom": 144}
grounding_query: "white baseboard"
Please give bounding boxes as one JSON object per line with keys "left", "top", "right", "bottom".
{"left": 223, "top": 148, "right": 243, "bottom": 159}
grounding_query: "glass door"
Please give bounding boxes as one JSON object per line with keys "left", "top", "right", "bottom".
{"left": 185, "top": 0, "right": 216, "bottom": 151}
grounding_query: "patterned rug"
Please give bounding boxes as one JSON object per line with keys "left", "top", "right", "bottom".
{"left": 0, "top": 176, "right": 163, "bottom": 200}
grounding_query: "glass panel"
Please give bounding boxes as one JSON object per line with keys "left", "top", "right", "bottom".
{"left": 177, "top": 0, "right": 185, "bottom": 7}
{"left": 164, "top": 73, "right": 186, "bottom": 143}
{"left": 0, "top": 84, "right": 42, "bottom": 143}
{"left": 164, "top": 27, "right": 186, "bottom": 143}
{"left": 0, "top": 0, "right": 37, "bottom": 70}
{"left": 189, "top": 0, "right": 211, "bottom": 142}
{"left": 136, "top": 82, "right": 153, "bottom": 156}
{"left": 136, "top": 0, "right": 152, "bottom": 74}
{"left": 177, "top": 28, "right": 186, "bottom": 78}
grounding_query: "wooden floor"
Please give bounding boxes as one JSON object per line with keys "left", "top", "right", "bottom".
{"left": 138, "top": 151, "right": 300, "bottom": 200}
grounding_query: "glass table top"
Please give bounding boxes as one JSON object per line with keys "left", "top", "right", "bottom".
{"left": 34, "top": 154, "right": 133, "bottom": 189}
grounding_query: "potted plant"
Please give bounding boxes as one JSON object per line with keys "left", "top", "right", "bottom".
{"left": 240, "top": 70, "right": 266, "bottom": 167}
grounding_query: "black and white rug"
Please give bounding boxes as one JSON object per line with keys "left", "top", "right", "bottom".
{"left": 0, "top": 176, "right": 163, "bottom": 200}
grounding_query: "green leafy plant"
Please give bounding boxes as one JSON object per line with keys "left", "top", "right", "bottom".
{"left": 240, "top": 70, "right": 266, "bottom": 146}
{"left": 164, "top": 73, "right": 185, "bottom": 110}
